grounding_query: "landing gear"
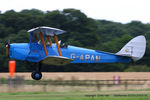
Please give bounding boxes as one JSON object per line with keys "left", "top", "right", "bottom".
{"left": 31, "top": 62, "right": 42, "bottom": 80}
{"left": 31, "top": 71, "right": 42, "bottom": 80}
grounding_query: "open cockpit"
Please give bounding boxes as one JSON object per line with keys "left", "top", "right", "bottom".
{"left": 28, "top": 26, "right": 66, "bottom": 56}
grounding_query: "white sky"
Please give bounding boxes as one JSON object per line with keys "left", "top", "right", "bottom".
{"left": 0, "top": 0, "right": 150, "bottom": 23}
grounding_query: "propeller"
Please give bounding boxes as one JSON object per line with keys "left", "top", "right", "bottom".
{"left": 6, "top": 40, "right": 10, "bottom": 57}
{"left": 6, "top": 40, "right": 15, "bottom": 78}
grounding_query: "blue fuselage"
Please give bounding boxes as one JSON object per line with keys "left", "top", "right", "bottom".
{"left": 9, "top": 43, "right": 131, "bottom": 64}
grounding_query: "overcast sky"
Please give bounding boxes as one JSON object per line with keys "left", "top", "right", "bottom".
{"left": 0, "top": 0, "right": 150, "bottom": 23}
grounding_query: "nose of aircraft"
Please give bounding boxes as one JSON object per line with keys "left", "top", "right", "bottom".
{"left": 9, "top": 43, "right": 30, "bottom": 61}
{"left": 6, "top": 43, "right": 30, "bottom": 77}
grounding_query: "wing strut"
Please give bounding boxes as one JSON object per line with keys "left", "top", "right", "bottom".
{"left": 48, "top": 36, "right": 52, "bottom": 47}
{"left": 54, "top": 34, "right": 62, "bottom": 56}
{"left": 34, "top": 34, "right": 38, "bottom": 42}
{"left": 40, "top": 32, "right": 48, "bottom": 56}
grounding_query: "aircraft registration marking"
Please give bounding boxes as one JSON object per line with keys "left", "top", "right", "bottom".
{"left": 70, "top": 53, "right": 100, "bottom": 61}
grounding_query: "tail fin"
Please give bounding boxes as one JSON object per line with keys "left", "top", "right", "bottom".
{"left": 116, "top": 35, "right": 146, "bottom": 62}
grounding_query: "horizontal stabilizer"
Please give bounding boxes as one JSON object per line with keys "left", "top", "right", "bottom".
{"left": 116, "top": 35, "right": 146, "bottom": 61}
{"left": 42, "top": 56, "right": 73, "bottom": 65}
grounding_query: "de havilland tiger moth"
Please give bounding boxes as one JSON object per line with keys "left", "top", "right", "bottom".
{"left": 6, "top": 26, "right": 146, "bottom": 80}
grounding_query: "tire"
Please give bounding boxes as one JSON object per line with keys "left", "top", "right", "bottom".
{"left": 31, "top": 71, "right": 42, "bottom": 80}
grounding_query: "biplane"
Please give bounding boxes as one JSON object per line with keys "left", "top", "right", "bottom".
{"left": 6, "top": 26, "right": 146, "bottom": 80}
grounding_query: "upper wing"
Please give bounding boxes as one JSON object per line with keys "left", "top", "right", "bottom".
{"left": 42, "top": 56, "right": 73, "bottom": 66}
{"left": 27, "top": 26, "right": 66, "bottom": 36}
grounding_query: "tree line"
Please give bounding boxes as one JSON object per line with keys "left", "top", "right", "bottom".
{"left": 0, "top": 9, "right": 150, "bottom": 72}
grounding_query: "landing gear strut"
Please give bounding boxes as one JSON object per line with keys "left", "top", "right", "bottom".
{"left": 31, "top": 62, "right": 42, "bottom": 80}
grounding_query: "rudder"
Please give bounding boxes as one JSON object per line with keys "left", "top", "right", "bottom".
{"left": 116, "top": 35, "right": 146, "bottom": 61}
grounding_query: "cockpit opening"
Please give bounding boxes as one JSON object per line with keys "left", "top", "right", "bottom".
{"left": 60, "top": 42, "right": 68, "bottom": 48}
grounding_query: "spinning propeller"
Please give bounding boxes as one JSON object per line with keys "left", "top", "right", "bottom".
{"left": 6, "top": 40, "right": 10, "bottom": 57}
{"left": 6, "top": 40, "right": 16, "bottom": 78}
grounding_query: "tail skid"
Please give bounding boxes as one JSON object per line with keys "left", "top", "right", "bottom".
{"left": 116, "top": 35, "right": 146, "bottom": 62}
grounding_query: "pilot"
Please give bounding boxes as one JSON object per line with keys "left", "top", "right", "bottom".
{"left": 60, "top": 41, "right": 68, "bottom": 48}
{"left": 38, "top": 40, "right": 41, "bottom": 44}
{"left": 61, "top": 43, "right": 68, "bottom": 48}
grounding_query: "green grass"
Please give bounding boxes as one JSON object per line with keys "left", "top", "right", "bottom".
{"left": 0, "top": 92, "right": 149, "bottom": 100}
{"left": 127, "top": 88, "right": 150, "bottom": 91}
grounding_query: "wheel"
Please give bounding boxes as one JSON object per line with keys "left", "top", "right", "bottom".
{"left": 31, "top": 71, "right": 42, "bottom": 80}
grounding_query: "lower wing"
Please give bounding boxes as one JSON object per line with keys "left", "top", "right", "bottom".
{"left": 42, "top": 56, "right": 73, "bottom": 66}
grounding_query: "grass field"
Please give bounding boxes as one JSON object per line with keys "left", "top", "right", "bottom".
{"left": 0, "top": 91, "right": 149, "bottom": 100}
{"left": 0, "top": 72, "right": 149, "bottom": 100}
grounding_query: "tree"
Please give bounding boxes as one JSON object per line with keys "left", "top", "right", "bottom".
{"left": 0, "top": 9, "right": 149, "bottom": 72}
{"left": 125, "top": 65, "right": 150, "bottom": 72}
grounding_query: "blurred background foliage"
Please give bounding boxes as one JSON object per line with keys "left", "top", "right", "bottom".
{"left": 0, "top": 9, "right": 150, "bottom": 72}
